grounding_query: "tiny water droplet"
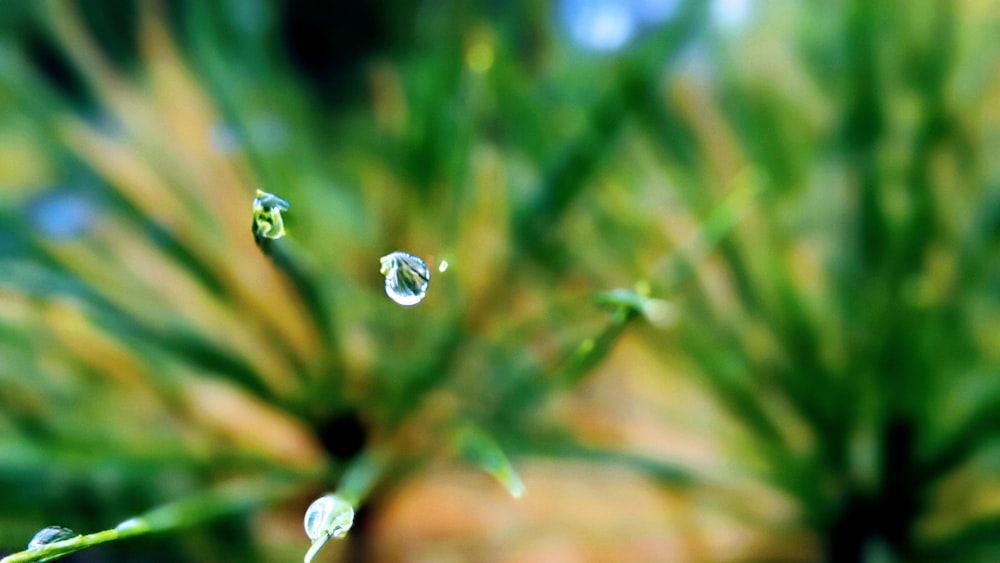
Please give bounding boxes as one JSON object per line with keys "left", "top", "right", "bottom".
{"left": 114, "top": 518, "right": 143, "bottom": 533}
{"left": 28, "top": 526, "right": 78, "bottom": 550}
{"left": 438, "top": 259, "right": 449, "bottom": 273}
{"left": 379, "top": 251, "right": 430, "bottom": 306}
{"left": 252, "top": 189, "right": 290, "bottom": 245}
{"left": 304, "top": 494, "right": 354, "bottom": 542}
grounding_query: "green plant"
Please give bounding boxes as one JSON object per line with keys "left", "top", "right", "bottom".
{"left": 0, "top": 0, "right": 997, "bottom": 562}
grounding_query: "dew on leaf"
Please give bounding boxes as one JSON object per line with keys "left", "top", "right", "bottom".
{"left": 379, "top": 251, "right": 430, "bottom": 306}
{"left": 303, "top": 494, "right": 354, "bottom": 563}
{"left": 304, "top": 494, "right": 354, "bottom": 541}
{"left": 27, "top": 526, "right": 78, "bottom": 550}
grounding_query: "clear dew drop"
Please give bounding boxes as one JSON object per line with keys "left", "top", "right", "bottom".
{"left": 27, "top": 526, "right": 78, "bottom": 550}
{"left": 304, "top": 494, "right": 354, "bottom": 542}
{"left": 379, "top": 251, "right": 430, "bottom": 306}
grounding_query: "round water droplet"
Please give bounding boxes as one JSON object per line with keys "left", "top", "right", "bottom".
{"left": 252, "top": 189, "right": 290, "bottom": 244}
{"left": 304, "top": 494, "right": 354, "bottom": 542}
{"left": 379, "top": 251, "right": 430, "bottom": 306}
{"left": 28, "top": 526, "right": 78, "bottom": 550}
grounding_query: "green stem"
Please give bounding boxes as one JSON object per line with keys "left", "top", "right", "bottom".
{"left": 1, "top": 476, "right": 304, "bottom": 563}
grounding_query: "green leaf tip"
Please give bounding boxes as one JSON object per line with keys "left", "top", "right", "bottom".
{"left": 252, "top": 189, "right": 290, "bottom": 247}
{"left": 1, "top": 528, "right": 119, "bottom": 563}
{"left": 453, "top": 424, "right": 525, "bottom": 498}
{"left": 594, "top": 283, "right": 675, "bottom": 327}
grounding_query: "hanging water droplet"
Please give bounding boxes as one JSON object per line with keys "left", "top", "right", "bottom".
{"left": 27, "top": 526, "right": 78, "bottom": 550}
{"left": 303, "top": 494, "right": 354, "bottom": 563}
{"left": 304, "top": 494, "right": 354, "bottom": 541}
{"left": 379, "top": 251, "right": 430, "bottom": 306}
{"left": 252, "top": 189, "right": 290, "bottom": 246}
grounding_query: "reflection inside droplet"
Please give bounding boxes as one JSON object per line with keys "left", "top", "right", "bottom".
{"left": 28, "top": 526, "right": 78, "bottom": 550}
{"left": 379, "top": 251, "right": 430, "bottom": 306}
{"left": 304, "top": 494, "right": 354, "bottom": 541}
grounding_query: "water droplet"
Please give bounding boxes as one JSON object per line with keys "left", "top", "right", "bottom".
{"left": 252, "top": 189, "right": 290, "bottom": 245}
{"left": 28, "top": 526, "right": 78, "bottom": 550}
{"left": 379, "top": 251, "right": 430, "bottom": 306}
{"left": 114, "top": 518, "right": 144, "bottom": 534}
{"left": 302, "top": 494, "right": 354, "bottom": 563}
{"left": 438, "top": 259, "right": 449, "bottom": 273}
{"left": 304, "top": 494, "right": 354, "bottom": 542}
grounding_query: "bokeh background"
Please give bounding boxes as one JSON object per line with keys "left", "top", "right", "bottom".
{"left": 1, "top": 0, "right": 999, "bottom": 561}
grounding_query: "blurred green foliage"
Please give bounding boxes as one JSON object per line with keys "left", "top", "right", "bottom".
{"left": 0, "top": 0, "right": 998, "bottom": 561}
